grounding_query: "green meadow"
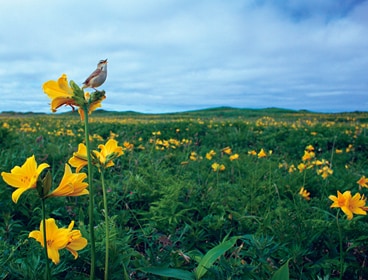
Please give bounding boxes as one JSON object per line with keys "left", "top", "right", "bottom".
{"left": 1, "top": 107, "right": 368, "bottom": 279}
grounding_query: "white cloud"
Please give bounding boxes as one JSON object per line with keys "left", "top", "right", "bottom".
{"left": 0, "top": 0, "right": 367, "bottom": 113}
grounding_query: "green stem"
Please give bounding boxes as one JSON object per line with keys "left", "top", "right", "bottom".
{"left": 83, "top": 104, "right": 96, "bottom": 279}
{"left": 101, "top": 170, "right": 110, "bottom": 279}
{"left": 41, "top": 198, "right": 51, "bottom": 280}
{"left": 336, "top": 211, "right": 344, "bottom": 280}
{"left": 302, "top": 168, "right": 307, "bottom": 188}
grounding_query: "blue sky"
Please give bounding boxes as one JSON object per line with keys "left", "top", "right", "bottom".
{"left": 1, "top": 0, "right": 367, "bottom": 113}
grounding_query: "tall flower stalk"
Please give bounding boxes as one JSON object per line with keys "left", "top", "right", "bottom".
{"left": 82, "top": 103, "right": 96, "bottom": 279}
{"left": 69, "top": 138, "right": 123, "bottom": 279}
{"left": 43, "top": 74, "right": 106, "bottom": 279}
{"left": 100, "top": 170, "right": 109, "bottom": 279}
{"left": 335, "top": 211, "right": 344, "bottom": 280}
{"left": 93, "top": 139, "right": 124, "bottom": 279}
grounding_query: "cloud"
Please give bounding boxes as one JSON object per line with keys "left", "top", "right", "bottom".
{"left": 0, "top": 0, "right": 367, "bottom": 113}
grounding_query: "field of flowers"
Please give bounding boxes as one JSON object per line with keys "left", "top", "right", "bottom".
{"left": 1, "top": 107, "right": 368, "bottom": 279}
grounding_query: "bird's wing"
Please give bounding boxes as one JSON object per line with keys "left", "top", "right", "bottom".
{"left": 83, "top": 68, "right": 102, "bottom": 84}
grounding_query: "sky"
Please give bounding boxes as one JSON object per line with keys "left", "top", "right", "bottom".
{"left": 1, "top": 0, "right": 367, "bottom": 114}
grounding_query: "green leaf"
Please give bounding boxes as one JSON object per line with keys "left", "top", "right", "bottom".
{"left": 271, "top": 260, "right": 290, "bottom": 280}
{"left": 194, "top": 236, "right": 238, "bottom": 279}
{"left": 139, "top": 267, "right": 194, "bottom": 280}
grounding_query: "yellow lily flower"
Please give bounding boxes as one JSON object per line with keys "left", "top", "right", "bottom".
{"left": 1, "top": 155, "right": 49, "bottom": 203}
{"left": 229, "top": 153, "right": 239, "bottom": 161}
{"left": 43, "top": 74, "right": 77, "bottom": 113}
{"left": 317, "top": 166, "right": 333, "bottom": 179}
{"left": 29, "top": 218, "right": 87, "bottom": 264}
{"left": 93, "top": 139, "right": 124, "bottom": 168}
{"left": 258, "top": 149, "right": 267, "bottom": 158}
{"left": 189, "top": 152, "right": 198, "bottom": 161}
{"left": 302, "top": 150, "right": 315, "bottom": 161}
{"left": 248, "top": 150, "right": 257, "bottom": 156}
{"left": 329, "top": 190, "right": 367, "bottom": 220}
{"left": 299, "top": 187, "right": 311, "bottom": 201}
{"left": 222, "top": 147, "right": 232, "bottom": 155}
{"left": 211, "top": 162, "right": 225, "bottom": 172}
{"left": 43, "top": 74, "right": 106, "bottom": 119}
{"left": 206, "top": 150, "right": 216, "bottom": 160}
{"left": 68, "top": 143, "right": 88, "bottom": 172}
{"left": 357, "top": 175, "right": 368, "bottom": 189}
{"left": 47, "top": 164, "right": 88, "bottom": 198}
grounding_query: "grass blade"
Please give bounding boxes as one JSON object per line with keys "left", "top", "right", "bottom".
{"left": 139, "top": 267, "right": 195, "bottom": 280}
{"left": 194, "top": 236, "right": 238, "bottom": 279}
{"left": 271, "top": 259, "right": 290, "bottom": 280}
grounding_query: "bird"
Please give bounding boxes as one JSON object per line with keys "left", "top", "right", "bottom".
{"left": 82, "top": 59, "right": 108, "bottom": 89}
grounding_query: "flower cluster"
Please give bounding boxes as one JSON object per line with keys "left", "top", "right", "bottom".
{"left": 248, "top": 148, "right": 272, "bottom": 158}
{"left": 150, "top": 135, "right": 192, "bottom": 151}
{"left": 1, "top": 155, "right": 89, "bottom": 264}
{"left": 280, "top": 145, "right": 333, "bottom": 180}
{"left": 182, "top": 146, "right": 240, "bottom": 171}
{"left": 29, "top": 218, "right": 87, "bottom": 264}
{"left": 43, "top": 74, "right": 106, "bottom": 120}
{"left": 211, "top": 162, "right": 226, "bottom": 172}
{"left": 68, "top": 139, "right": 123, "bottom": 171}
{"left": 329, "top": 191, "right": 367, "bottom": 220}
{"left": 1, "top": 155, "right": 88, "bottom": 203}
{"left": 328, "top": 174, "right": 368, "bottom": 219}
{"left": 208, "top": 147, "right": 239, "bottom": 172}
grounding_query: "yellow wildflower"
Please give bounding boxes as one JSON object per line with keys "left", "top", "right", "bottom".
{"left": 109, "top": 131, "right": 119, "bottom": 139}
{"left": 298, "top": 163, "right": 306, "bottom": 172}
{"left": 29, "top": 218, "right": 87, "bottom": 264}
{"left": 1, "top": 155, "right": 49, "bottom": 203}
{"left": 305, "top": 145, "right": 314, "bottom": 152}
{"left": 248, "top": 150, "right": 257, "bottom": 156}
{"left": 346, "top": 144, "right": 353, "bottom": 153}
{"left": 43, "top": 74, "right": 105, "bottom": 120}
{"left": 42, "top": 74, "right": 76, "bottom": 112}
{"left": 258, "top": 149, "right": 267, "bottom": 158}
{"left": 47, "top": 164, "right": 88, "bottom": 198}
{"left": 123, "top": 141, "right": 134, "bottom": 150}
{"left": 222, "top": 147, "right": 232, "bottom": 155}
{"left": 317, "top": 166, "right": 333, "bottom": 179}
{"left": 229, "top": 154, "right": 239, "bottom": 161}
{"left": 206, "top": 150, "right": 216, "bottom": 160}
{"left": 288, "top": 164, "right": 296, "bottom": 173}
{"left": 93, "top": 139, "right": 124, "bottom": 168}
{"left": 302, "top": 151, "right": 315, "bottom": 161}
{"left": 329, "top": 191, "right": 367, "bottom": 220}
{"left": 211, "top": 162, "right": 225, "bottom": 172}
{"left": 68, "top": 143, "right": 88, "bottom": 172}
{"left": 189, "top": 152, "right": 198, "bottom": 161}
{"left": 299, "top": 187, "right": 311, "bottom": 201}
{"left": 357, "top": 176, "right": 368, "bottom": 189}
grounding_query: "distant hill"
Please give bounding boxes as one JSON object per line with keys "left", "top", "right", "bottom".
{"left": 84, "top": 107, "right": 306, "bottom": 119}
{"left": 0, "top": 111, "right": 47, "bottom": 117}
{"left": 1, "top": 107, "right": 367, "bottom": 121}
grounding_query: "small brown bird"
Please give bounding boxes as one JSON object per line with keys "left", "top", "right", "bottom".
{"left": 82, "top": 59, "right": 108, "bottom": 89}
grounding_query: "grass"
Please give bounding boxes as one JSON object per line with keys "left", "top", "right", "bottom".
{"left": 1, "top": 107, "right": 368, "bottom": 279}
